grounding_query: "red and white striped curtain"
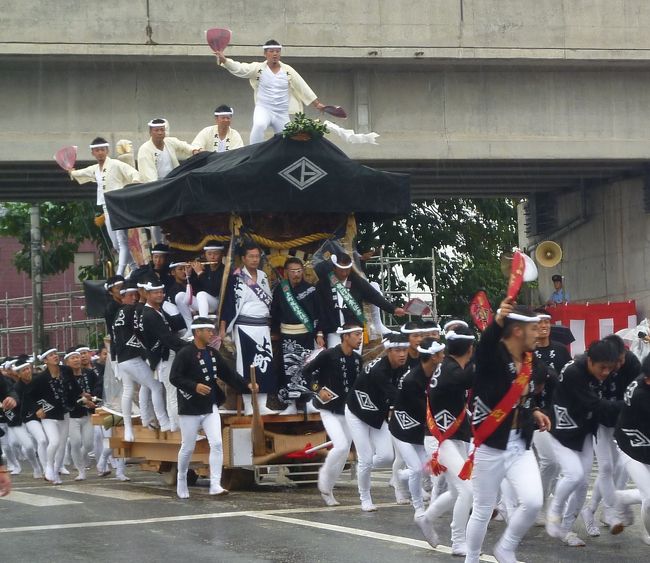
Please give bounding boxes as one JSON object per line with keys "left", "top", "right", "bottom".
{"left": 549, "top": 301, "right": 638, "bottom": 356}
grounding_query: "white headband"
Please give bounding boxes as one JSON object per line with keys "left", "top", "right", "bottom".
{"left": 445, "top": 330, "right": 475, "bottom": 341}
{"left": 204, "top": 245, "right": 224, "bottom": 251}
{"left": 105, "top": 279, "right": 124, "bottom": 290}
{"left": 143, "top": 282, "right": 165, "bottom": 291}
{"left": 193, "top": 314, "right": 217, "bottom": 320}
{"left": 537, "top": 314, "right": 552, "bottom": 320}
{"left": 443, "top": 320, "right": 468, "bottom": 332}
{"left": 38, "top": 348, "right": 58, "bottom": 362}
{"left": 497, "top": 309, "right": 542, "bottom": 323}
{"left": 214, "top": 110, "right": 233, "bottom": 116}
{"left": 336, "top": 326, "right": 363, "bottom": 335}
{"left": 331, "top": 255, "right": 352, "bottom": 269}
{"left": 89, "top": 142, "right": 109, "bottom": 149}
{"left": 13, "top": 361, "right": 32, "bottom": 372}
{"left": 263, "top": 44, "right": 282, "bottom": 49}
{"left": 151, "top": 250, "right": 169, "bottom": 255}
{"left": 75, "top": 347, "right": 90, "bottom": 353}
{"left": 191, "top": 323, "right": 216, "bottom": 330}
{"left": 148, "top": 119, "right": 168, "bottom": 128}
{"left": 400, "top": 324, "right": 427, "bottom": 334}
{"left": 417, "top": 342, "right": 446, "bottom": 354}
{"left": 383, "top": 339, "right": 410, "bottom": 349}
{"left": 63, "top": 351, "right": 80, "bottom": 360}
{"left": 169, "top": 262, "right": 189, "bottom": 268}
{"left": 120, "top": 286, "right": 139, "bottom": 295}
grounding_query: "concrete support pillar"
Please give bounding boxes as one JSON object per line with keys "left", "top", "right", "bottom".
{"left": 30, "top": 204, "right": 44, "bottom": 354}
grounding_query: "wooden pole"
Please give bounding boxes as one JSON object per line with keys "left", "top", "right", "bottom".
{"left": 249, "top": 365, "right": 266, "bottom": 457}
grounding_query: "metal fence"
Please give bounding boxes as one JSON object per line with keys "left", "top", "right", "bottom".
{"left": 0, "top": 290, "right": 105, "bottom": 356}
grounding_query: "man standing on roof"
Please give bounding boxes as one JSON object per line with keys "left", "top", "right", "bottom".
{"left": 215, "top": 40, "right": 326, "bottom": 144}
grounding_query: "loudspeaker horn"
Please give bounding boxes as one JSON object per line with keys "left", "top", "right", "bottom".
{"left": 535, "top": 241, "right": 562, "bottom": 268}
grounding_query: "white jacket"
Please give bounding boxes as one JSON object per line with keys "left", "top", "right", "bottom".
{"left": 192, "top": 126, "right": 244, "bottom": 152}
{"left": 219, "top": 58, "right": 318, "bottom": 115}
{"left": 70, "top": 157, "right": 140, "bottom": 206}
{"left": 137, "top": 137, "right": 198, "bottom": 183}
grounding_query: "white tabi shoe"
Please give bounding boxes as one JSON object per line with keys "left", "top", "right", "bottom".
{"left": 360, "top": 499, "right": 378, "bottom": 512}
{"left": 414, "top": 509, "right": 438, "bottom": 548}
{"left": 319, "top": 489, "right": 340, "bottom": 506}
{"left": 177, "top": 478, "right": 190, "bottom": 499}
{"left": 59, "top": 466, "right": 70, "bottom": 475}
{"left": 562, "top": 532, "right": 586, "bottom": 547}
{"left": 451, "top": 541, "right": 467, "bottom": 557}
{"left": 493, "top": 540, "right": 517, "bottom": 563}
{"left": 278, "top": 402, "right": 298, "bottom": 416}
{"left": 74, "top": 470, "right": 87, "bottom": 481}
{"left": 545, "top": 512, "right": 565, "bottom": 539}
{"left": 209, "top": 485, "right": 229, "bottom": 496}
{"left": 580, "top": 507, "right": 601, "bottom": 537}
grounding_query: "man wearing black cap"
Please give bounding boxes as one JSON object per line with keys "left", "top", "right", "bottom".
{"left": 547, "top": 275, "right": 569, "bottom": 305}
{"left": 315, "top": 252, "right": 405, "bottom": 348}
{"left": 192, "top": 105, "right": 244, "bottom": 153}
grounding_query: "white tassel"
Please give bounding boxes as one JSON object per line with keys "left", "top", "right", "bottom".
{"left": 324, "top": 120, "right": 380, "bottom": 145}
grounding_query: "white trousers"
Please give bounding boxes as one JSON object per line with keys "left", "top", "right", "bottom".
{"left": 196, "top": 291, "right": 219, "bottom": 318}
{"left": 103, "top": 207, "right": 135, "bottom": 276}
{"left": 533, "top": 428, "right": 560, "bottom": 500}
{"left": 344, "top": 407, "right": 394, "bottom": 502}
{"left": 175, "top": 291, "right": 197, "bottom": 332}
{"left": 41, "top": 416, "right": 68, "bottom": 471}
{"left": 0, "top": 423, "right": 18, "bottom": 468}
{"left": 589, "top": 425, "right": 619, "bottom": 511}
{"left": 393, "top": 438, "right": 428, "bottom": 510}
{"left": 424, "top": 439, "right": 473, "bottom": 546}
{"left": 250, "top": 105, "right": 290, "bottom": 144}
{"left": 69, "top": 416, "right": 94, "bottom": 472}
{"left": 465, "top": 433, "right": 543, "bottom": 562}
{"left": 120, "top": 357, "right": 170, "bottom": 435}
{"left": 617, "top": 451, "right": 650, "bottom": 535}
{"left": 178, "top": 406, "right": 224, "bottom": 489}
{"left": 158, "top": 353, "right": 179, "bottom": 432}
{"left": 25, "top": 419, "right": 48, "bottom": 469}
{"left": 7, "top": 425, "right": 41, "bottom": 473}
{"left": 318, "top": 410, "right": 353, "bottom": 494}
{"left": 548, "top": 434, "right": 593, "bottom": 529}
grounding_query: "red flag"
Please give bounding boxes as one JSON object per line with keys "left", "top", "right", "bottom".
{"left": 469, "top": 290, "right": 494, "bottom": 332}
{"left": 506, "top": 251, "right": 526, "bottom": 300}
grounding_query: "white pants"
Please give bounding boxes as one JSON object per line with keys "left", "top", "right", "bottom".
{"left": 465, "top": 433, "right": 543, "bottom": 562}
{"left": 533, "top": 428, "right": 560, "bottom": 500}
{"left": 0, "top": 423, "right": 18, "bottom": 468}
{"left": 69, "top": 416, "right": 94, "bottom": 473}
{"left": 120, "top": 357, "right": 170, "bottom": 435}
{"left": 590, "top": 425, "right": 619, "bottom": 511}
{"left": 344, "top": 407, "right": 394, "bottom": 502}
{"left": 318, "top": 410, "right": 353, "bottom": 494}
{"left": 175, "top": 291, "right": 197, "bottom": 332}
{"left": 424, "top": 439, "right": 473, "bottom": 546}
{"left": 548, "top": 434, "right": 593, "bottom": 530}
{"left": 196, "top": 291, "right": 219, "bottom": 318}
{"left": 158, "top": 353, "right": 179, "bottom": 432}
{"left": 250, "top": 105, "right": 290, "bottom": 144}
{"left": 7, "top": 425, "right": 41, "bottom": 473}
{"left": 25, "top": 419, "right": 48, "bottom": 470}
{"left": 41, "top": 417, "right": 68, "bottom": 472}
{"left": 617, "top": 450, "right": 650, "bottom": 535}
{"left": 103, "top": 207, "right": 135, "bottom": 276}
{"left": 393, "top": 438, "right": 428, "bottom": 510}
{"left": 178, "top": 406, "right": 224, "bottom": 489}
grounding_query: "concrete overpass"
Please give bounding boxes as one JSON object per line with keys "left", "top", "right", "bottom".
{"left": 3, "top": 1, "right": 650, "bottom": 311}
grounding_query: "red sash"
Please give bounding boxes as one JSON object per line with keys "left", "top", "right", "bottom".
{"left": 425, "top": 395, "right": 468, "bottom": 476}
{"left": 458, "top": 351, "right": 533, "bottom": 480}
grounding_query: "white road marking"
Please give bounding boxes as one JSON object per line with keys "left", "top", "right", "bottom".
{"left": 55, "top": 485, "right": 167, "bottom": 501}
{"left": 248, "top": 513, "right": 502, "bottom": 562}
{"left": 0, "top": 502, "right": 399, "bottom": 534}
{"left": 0, "top": 491, "right": 82, "bottom": 507}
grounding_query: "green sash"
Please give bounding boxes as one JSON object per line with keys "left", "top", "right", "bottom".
{"left": 328, "top": 271, "right": 365, "bottom": 325}
{"left": 280, "top": 279, "right": 314, "bottom": 333}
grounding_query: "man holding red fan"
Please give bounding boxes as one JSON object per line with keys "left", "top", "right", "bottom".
{"left": 463, "top": 297, "right": 550, "bottom": 563}
{"left": 215, "top": 39, "right": 326, "bottom": 144}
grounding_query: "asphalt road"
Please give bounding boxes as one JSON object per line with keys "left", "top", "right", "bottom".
{"left": 0, "top": 466, "right": 647, "bottom": 563}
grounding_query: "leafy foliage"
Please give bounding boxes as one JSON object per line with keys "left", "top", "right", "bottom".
{"left": 0, "top": 202, "right": 109, "bottom": 277}
{"left": 282, "top": 113, "right": 329, "bottom": 138}
{"left": 358, "top": 199, "right": 518, "bottom": 319}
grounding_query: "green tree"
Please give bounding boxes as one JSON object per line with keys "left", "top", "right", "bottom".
{"left": 358, "top": 198, "right": 517, "bottom": 319}
{"left": 0, "top": 202, "right": 110, "bottom": 278}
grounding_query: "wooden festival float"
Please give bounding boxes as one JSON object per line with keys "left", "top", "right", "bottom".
{"left": 98, "top": 125, "right": 410, "bottom": 488}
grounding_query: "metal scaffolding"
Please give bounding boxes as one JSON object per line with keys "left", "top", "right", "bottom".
{"left": 0, "top": 290, "right": 104, "bottom": 356}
